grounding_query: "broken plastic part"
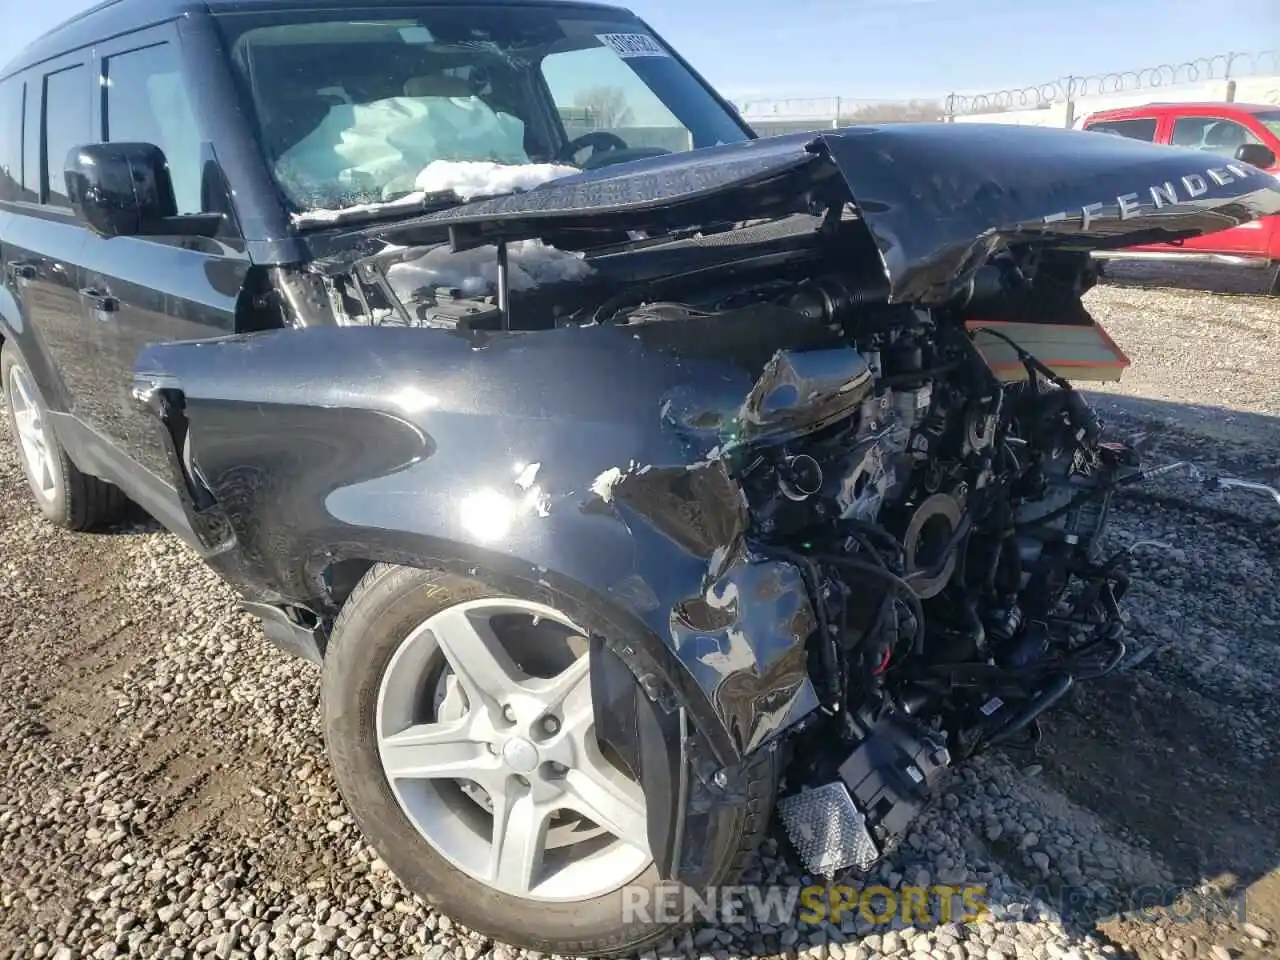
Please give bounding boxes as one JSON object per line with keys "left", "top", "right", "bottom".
{"left": 1207, "top": 476, "right": 1280, "bottom": 509}
{"left": 496, "top": 240, "right": 510, "bottom": 330}
{"left": 1142, "top": 461, "right": 1202, "bottom": 483}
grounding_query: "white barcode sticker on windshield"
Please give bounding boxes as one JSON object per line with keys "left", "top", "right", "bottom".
{"left": 596, "top": 33, "right": 670, "bottom": 59}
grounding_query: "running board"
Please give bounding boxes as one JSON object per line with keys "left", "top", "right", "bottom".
{"left": 1090, "top": 251, "right": 1270, "bottom": 268}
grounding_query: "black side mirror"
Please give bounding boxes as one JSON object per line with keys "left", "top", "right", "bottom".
{"left": 1235, "top": 142, "right": 1277, "bottom": 169}
{"left": 64, "top": 142, "right": 221, "bottom": 238}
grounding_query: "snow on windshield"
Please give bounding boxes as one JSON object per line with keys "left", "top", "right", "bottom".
{"left": 415, "top": 160, "right": 581, "bottom": 201}
{"left": 290, "top": 158, "right": 580, "bottom": 227}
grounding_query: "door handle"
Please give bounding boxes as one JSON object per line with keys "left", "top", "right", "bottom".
{"left": 80, "top": 287, "right": 120, "bottom": 315}
{"left": 7, "top": 262, "right": 36, "bottom": 281}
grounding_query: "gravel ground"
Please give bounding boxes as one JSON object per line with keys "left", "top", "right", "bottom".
{"left": 1, "top": 267, "right": 1277, "bottom": 960}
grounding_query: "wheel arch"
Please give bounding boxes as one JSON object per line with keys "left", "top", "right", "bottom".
{"left": 320, "top": 554, "right": 779, "bottom": 888}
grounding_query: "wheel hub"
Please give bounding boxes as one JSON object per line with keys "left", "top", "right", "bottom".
{"left": 501, "top": 736, "right": 539, "bottom": 774}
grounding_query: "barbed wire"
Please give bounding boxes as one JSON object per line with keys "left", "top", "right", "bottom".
{"left": 944, "top": 49, "right": 1278, "bottom": 116}
{"left": 734, "top": 95, "right": 940, "bottom": 119}
{"left": 728, "top": 49, "right": 1280, "bottom": 124}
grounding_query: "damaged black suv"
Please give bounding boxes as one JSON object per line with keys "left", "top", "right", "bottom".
{"left": 3, "top": 0, "right": 1279, "bottom": 954}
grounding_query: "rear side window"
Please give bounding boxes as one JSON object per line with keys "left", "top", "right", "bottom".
{"left": 0, "top": 79, "right": 21, "bottom": 202}
{"left": 104, "top": 43, "right": 204, "bottom": 215}
{"left": 1085, "top": 118, "right": 1158, "bottom": 142}
{"left": 1169, "top": 116, "right": 1261, "bottom": 156}
{"left": 43, "top": 64, "right": 90, "bottom": 208}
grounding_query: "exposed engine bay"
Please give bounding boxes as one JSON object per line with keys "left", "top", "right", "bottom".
{"left": 586, "top": 253, "right": 1144, "bottom": 877}
{"left": 314, "top": 226, "right": 1149, "bottom": 877}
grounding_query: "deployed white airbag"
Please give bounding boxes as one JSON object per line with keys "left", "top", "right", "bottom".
{"left": 276, "top": 95, "right": 530, "bottom": 201}
{"left": 387, "top": 239, "right": 594, "bottom": 298}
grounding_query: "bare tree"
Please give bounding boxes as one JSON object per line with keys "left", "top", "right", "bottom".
{"left": 573, "top": 86, "right": 635, "bottom": 128}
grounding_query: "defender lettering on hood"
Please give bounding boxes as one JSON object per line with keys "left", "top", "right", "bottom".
{"left": 1044, "top": 162, "right": 1265, "bottom": 227}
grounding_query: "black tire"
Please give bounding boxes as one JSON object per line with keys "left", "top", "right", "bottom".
{"left": 322, "top": 563, "right": 779, "bottom": 957}
{"left": 1268, "top": 262, "right": 1280, "bottom": 297}
{"left": 1, "top": 343, "right": 127, "bottom": 530}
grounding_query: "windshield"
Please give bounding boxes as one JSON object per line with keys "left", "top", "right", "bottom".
{"left": 213, "top": 5, "right": 752, "bottom": 217}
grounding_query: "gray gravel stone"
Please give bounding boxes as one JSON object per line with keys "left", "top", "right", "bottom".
{"left": 1241, "top": 923, "right": 1270, "bottom": 943}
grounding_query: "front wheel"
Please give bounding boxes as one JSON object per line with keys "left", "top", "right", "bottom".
{"left": 1, "top": 343, "right": 126, "bottom": 530}
{"left": 321, "top": 564, "right": 777, "bottom": 956}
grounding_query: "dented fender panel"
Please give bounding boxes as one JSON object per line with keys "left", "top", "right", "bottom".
{"left": 131, "top": 323, "right": 828, "bottom": 761}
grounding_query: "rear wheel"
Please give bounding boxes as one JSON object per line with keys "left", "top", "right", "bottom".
{"left": 1, "top": 344, "right": 126, "bottom": 530}
{"left": 322, "top": 564, "right": 778, "bottom": 956}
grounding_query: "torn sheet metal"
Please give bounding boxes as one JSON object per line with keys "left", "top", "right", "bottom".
{"left": 353, "top": 124, "right": 1280, "bottom": 303}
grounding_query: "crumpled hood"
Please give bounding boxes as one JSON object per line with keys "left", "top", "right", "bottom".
{"left": 367, "top": 123, "right": 1280, "bottom": 303}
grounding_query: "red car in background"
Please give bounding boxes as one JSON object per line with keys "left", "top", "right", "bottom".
{"left": 1080, "top": 102, "right": 1280, "bottom": 294}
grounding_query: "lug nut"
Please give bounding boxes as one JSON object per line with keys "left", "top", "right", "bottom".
{"left": 541, "top": 715, "right": 560, "bottom": 735}
{"left": 502, "top": 704, "right": 516, "bottom": 724}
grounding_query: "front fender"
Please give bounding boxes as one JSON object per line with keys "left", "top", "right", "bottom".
{"left": 132, "top": 323, "right": 821, "bottom": 768}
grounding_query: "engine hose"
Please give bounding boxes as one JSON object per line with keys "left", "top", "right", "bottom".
{"left": 787, "top": 552, "right": 844, "bottom": 711}
{"left": 835, "top": 520, "right": 906, "bottom": 562}
{"left": 1016, "top": 470, "right": 1147, "bottom": 532}
{"left": 820, "top": 554, "right": 927, "bottom": 658}
{"left": 960, "top": 598, "right": 986, "bottom": 654}
{"left": 905, "top": 510, "right": 974, "bottom": 587}
{"left": 970, "top": 326, "right": 1071, "bottom": 389}
{"left": 843, "top": 529, "right": 890, "bottom": 569}
{"left": 985, "top": 673, "right": 1074, "bottom": 748}
{"left": 764, "top": 545, "right": 927, "bottom": 658}
{"left": 1067, "top": 625, "right": 1127, "bottom": 682}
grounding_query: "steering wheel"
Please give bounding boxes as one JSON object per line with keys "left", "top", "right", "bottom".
{"left": 558, "top": 131, "right": 629, "bottom": 164}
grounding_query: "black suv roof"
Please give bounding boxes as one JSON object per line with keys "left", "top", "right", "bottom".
{"left": 4, "top": 0, "right": 631, "bottom": 79}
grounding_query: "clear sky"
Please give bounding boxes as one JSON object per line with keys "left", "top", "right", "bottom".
{"left": 2, "top": 0, "right": 1277, "bottom": 102}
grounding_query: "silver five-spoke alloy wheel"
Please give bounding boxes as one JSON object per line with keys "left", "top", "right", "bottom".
{"left": 7, "top": 363, "right": 58, "bottom": 504}
{"left": 376, "top": 598, "right": 652, "bottom": 901}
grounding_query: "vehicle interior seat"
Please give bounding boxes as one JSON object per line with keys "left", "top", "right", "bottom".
{"left": 1203, "top": 120, "right": 1249, "bottom": 155}
{"left": 1170, "top": 123, "right": 1204, "bottom": 147}
{"left": 403, "top": 73, "right": 474, "bottom": 98}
